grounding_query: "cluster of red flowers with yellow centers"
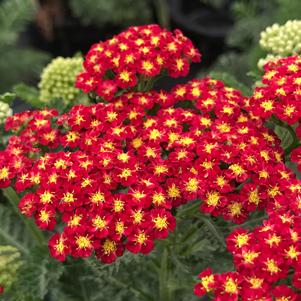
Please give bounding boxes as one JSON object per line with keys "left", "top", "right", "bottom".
{"left": 1, "top": 77, "right": 298, "bottom": 265}
{"left": 249, "top": 56, "right": 301, "bottom": 125}
{"left": 195, "top": 204, "right": 301, "bottom": 300}
{"left": 75, "top": 24, "right": 200, "bottom": 101}
{"left": 165, "top": 78, "right": 296, "bottom": 224}
{"left": 0, "top": 109, "right": 59, "bottom": 188}
{"left": 248, "top": 55, "right": 301, "bottom": 182}
{"left": 3, "top": 103, "right": 180, "bottom": 263}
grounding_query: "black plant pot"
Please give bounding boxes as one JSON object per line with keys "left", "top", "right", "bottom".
{"left": 170, "top": 0, "right": 233, "bottom": 38}
{"left": 169, "top": 0, "right": 234, "bottom": 68}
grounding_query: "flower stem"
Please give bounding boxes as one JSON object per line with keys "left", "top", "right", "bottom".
{"left": 155, "top": 0, "right": 170, "bottom": 29}
{"left": 177, "top": 200, "right": 200, "bottom": 218}
{"left": 158, "top": 247, "right": 172, "bottom": 301}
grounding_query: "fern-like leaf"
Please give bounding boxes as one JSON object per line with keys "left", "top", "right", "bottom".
{"left": 0, "top": 0, "right": 35, "bottom": 46}
{"left": 8, "top": 247, "right": 64, "bottom": 301}
{"left": 0, "top": 205, "right": 32, "bottom": 254}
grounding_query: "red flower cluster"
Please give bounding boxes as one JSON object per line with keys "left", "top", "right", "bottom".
{"left": 193, "top": 56, "right": 301, "bottom": 300}
{"left": 1, "top": 77, "right": 297, "bottom": 264}
{"left": 162, "top": 78, "right": 294, "bottom": 224}
{"left": 195, "top": 204, "right": 301, "bottom": 300}
{"left": 75, "top": 24, "right": 200, "bottom": 101}
{"left": 291, "top": 146, "right": 301, "bottom": 172}
{"left": 249, "top": 56, "right": 301, "bottom": 125}
{"left": 3, "top": 103, "right": 180, "bottom": 263}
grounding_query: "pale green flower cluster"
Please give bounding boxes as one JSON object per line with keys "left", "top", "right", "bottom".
{"left": 0, "top": 246, "right": 22, "bottom": 289}
{"left": 258, "top": 20, "right": 301, "bottom": 69}
{"left": 260, "top": 20, "right": 301, "bottom": 56}
{"left": 257, "top": 54, "right": 282, "bottom": 70}
{"left": 0, "top": 101, "right": 12, "bottom": 124}
{"left": 39, "top": 56, "right": 83, "bottom": 102}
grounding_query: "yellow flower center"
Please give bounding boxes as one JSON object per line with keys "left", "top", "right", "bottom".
{"left": 224, "top": 277, "right": 238, "bottom": 294}
{"left": 136, "top": 232, "right": 147, "bottom": 244}
{"left": 205, "top": 191, "right": 220, "bottom": 206}
{"left": 235, "top": 234, "right": 249, "bottom": 248}
{"left": 93, "top": 216, "right": 107, "bottom": 229}
{"left": 102, "top": 239, "right": 116, "bottom": 255}
{"left": 152, "top": 193, "right": 165, "bottom": 205}
{"left": 76, "top": 236, "right": 92, "bottom": 250}
{"left": 167, "top": 184, "right": 180, "bottom": 198}
{"left": 153, "top": 216, "right": 168, "bottom": 230}
{"left": 62, "top": 192, "right": 75, "bottom": 203}
{"left": 40, "top": 191, "right": 54, "bottom": 204}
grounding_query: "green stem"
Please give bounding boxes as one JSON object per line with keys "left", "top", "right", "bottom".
{"left": 222, "top": 215, "right": 266, "bottom": 230}
{"left": 177, "top": 201, "right": 200, "bottom": 218}
{"left": 2, "top": 187, "right": 45, "bottom": 247}
{"left": 80, "top": 281, "right": 89, "bottom": 301}
{"left": 155, "top": 0, "right": 170, "bottom": 29}
{"left": 158, "top": 248, "right": 172, "bottom": 301}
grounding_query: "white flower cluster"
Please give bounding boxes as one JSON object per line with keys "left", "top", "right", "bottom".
{"left": 0, "top": 101, "right": 12, "bottom": 124}
{"left": 39, "top": 56, "right": 83, "bottom": 102}
{"left": 260, "top": 20, "right": 301, "bottom": 56}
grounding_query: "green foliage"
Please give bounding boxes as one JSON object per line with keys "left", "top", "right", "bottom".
{"left": 274, "top": 0, "right": 301, "bottom": 23}
{"left": 228, "top": 0, "right": 276, "bottom": 50}
{"left": 0, "top": 0, "right": 49, "bottom": 92}
{"left": 13, "top": 83, "right": 42, "bottom": 108}
{"left": 0, "top": 197, "right": 63, "bottom": 300}
{"left": 209, "top": 52, "right": 253, "bottom": 85}
{"left": 0, "top": 92, "right": 15, "bottom": 105}
{"left": 274, "top": 125, "right": 294, "bottom": 150}
{"left": 209, "top": 71, "right": 252, "bottom": 96}
{"left": 0, "top": 0, "right": 33, "bottom": 45}
{"left": 70, "top": 0, "right": 152, "bottom": 28}
{"left": 0, "top": 245, "right": 22, "bottom": 290}
{"left": 7, "top": 247, "right": 64, "bottom": 301}
{"left": 0, "top": 204, "right": 33, "bottom": 254}
{"left": 207, "top": 0, "right": 301, "bottom": 86}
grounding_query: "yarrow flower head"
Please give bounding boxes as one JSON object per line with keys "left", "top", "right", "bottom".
{"left": 2, "top": 101, "right": 181, "bottom": 263}
{"left": 163, "top": 78, "right": 294, "bottom": 224}
{"left": 75, "top": 24, "right": 201, "bottom": 101}
{"left": 260, "top": 20, "right": 301, "bottom": 57}
{"left": 39, "top": 56, "right": 83, "bottom": 103}
{"left": 250, "top": 55, "right": 301, "bottom": 124}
